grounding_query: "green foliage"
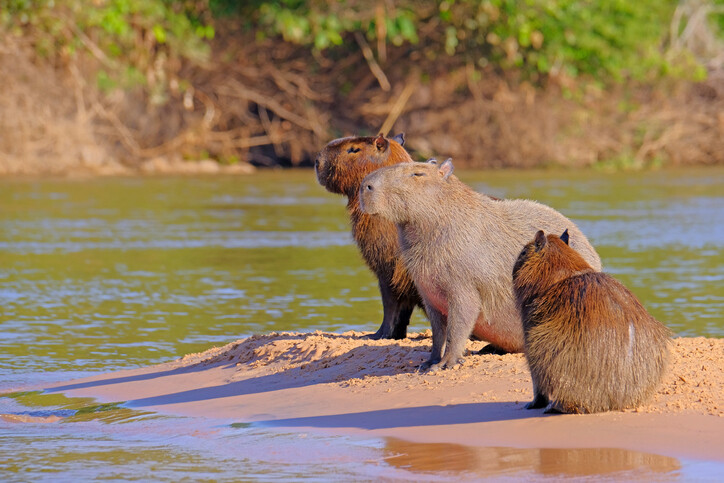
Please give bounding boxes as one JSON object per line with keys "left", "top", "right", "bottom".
{"left": 237, "top": 0, "right": 708, "bottom": 84}
{"left": 439, "top": 0, "right": 679, "bottom": 82}
{"left": 715, "top": 0, "right": 724, "bottom": 34}
{"left": 1, "top": 0, "right": 213, "bottom": 96}
{"left": 2, "top": 0, "right": 719, "bottom": 91}
{"left": 244, "top": 0, "right": 419, "bottom": 50}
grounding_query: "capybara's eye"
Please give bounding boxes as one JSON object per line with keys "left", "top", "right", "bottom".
{"left": 347, "top": 147, "right": 361, "bottom": 154}
{"left": 412, "top": 172, "right": 426, "bottom": 177}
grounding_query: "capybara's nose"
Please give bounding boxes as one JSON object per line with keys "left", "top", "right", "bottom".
{"left": 314, "top": 157, "right": 319, "bottom": 170}
{"left": 365, "top": 184, "right": 374, "bottom": 191}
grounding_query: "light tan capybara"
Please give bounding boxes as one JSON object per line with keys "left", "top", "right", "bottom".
{"left": 359, "top": 158, "right": 602, "bottom": 370}
{"left": 315, "top": 133, "right": 423, "bottom": 339}
{"left": 512, "top": 229, "right": 671, "bottom": 413}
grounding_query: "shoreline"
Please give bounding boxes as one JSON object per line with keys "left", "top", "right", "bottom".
{"left": 26, "top": 331, "right": 724, "bottom": 464}
{"left": 4, "top": 163, "right": 724, "bottom": 180}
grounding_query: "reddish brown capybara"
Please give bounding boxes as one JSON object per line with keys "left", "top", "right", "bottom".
{"left": 359, "top": 158, "right": 602, "bottom": 370}
{"left": 512, "top": 229, "right": 671, "bottom": 413}
{"left": 315, "top": 133, "right": 423, "bottom": 339}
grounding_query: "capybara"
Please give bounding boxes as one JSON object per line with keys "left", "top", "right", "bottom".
{"left": 315, "top": 133, "right": 423, "bottom": 339}
{"left": 359, "top": 158, "right": 602, "bottom": 370}
{"left": 512, "top": 229, "right": 671, "bottom": 413}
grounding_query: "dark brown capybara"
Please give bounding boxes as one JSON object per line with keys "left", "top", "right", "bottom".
{"left": 512, "top": 229, "right": 671, "bottom": 413}
{"left": 315, "top": 133, "right": 423, "bottom": 339}
{"left": 359, "top": 158, "right": 602, "bottom": 370}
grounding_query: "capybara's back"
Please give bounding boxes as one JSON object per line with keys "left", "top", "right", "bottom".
{"left": 513, "top": 230, "right": 671, "bottom": 413}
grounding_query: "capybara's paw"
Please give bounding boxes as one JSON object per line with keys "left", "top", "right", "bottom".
{"left": 543, "top": 403, "right": 569, "bottom": 414}
{"left": 365, "top": 326, "right": 390, "bottom": 340}
{"left": 426, "top": 356, "right": 464, "bottom": 373}
{"left": 524, "top": 393, "right": 550, "bottom": 410}
{"left": 477, "top": 344, "right": 510, "bottom": 356}
{"left": 364, "top": 331, "right": 385, "bottom": 340}
{"left": 418, "top": 358, "right": 440, "bottom": 372}
{"left": 389, "top": 328, "right": 408, "bottom": 340}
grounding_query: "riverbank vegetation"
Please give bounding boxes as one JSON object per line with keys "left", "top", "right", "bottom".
{"left": 1, "top": 0, "right": 723, "bottom": 174}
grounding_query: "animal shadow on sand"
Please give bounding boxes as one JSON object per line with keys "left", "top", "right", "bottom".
{"left": 251, "top": 401, "right": 540, "bottom": 430}
{"left": 124, "top": 336, "right": 433, "bottom": 407}
{"left": 41, "top": 331, "right": 546, "bottom": 426}
{"left": 47, "top": 332, "right": 447, "bottom": 407}
{"left": 43, "top": 332, "right": 324, "bottom": 393}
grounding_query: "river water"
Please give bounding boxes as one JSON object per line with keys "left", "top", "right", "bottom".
{"left": 1, "top": 168, "right": 722, "bottom": 480}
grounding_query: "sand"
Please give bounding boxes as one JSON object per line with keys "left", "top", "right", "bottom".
{"left": 39, "top": 332, "right": 724, "bottom": 463}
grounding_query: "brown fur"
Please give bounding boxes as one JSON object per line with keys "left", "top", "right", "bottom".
{"left": 512, "top": 230, "right": 672, "bottom": 413}
{"left": 359, "top": 159, "right": 602, "bottom": 370}
{"left": 315, "top": 133, "right": 422, "bottom": 339}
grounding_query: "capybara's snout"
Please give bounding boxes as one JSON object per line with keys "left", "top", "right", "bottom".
{"left": 314, "top": 149, "right": 329, "bottom": 186}
{"left": 359, "top": 174, "right": 380, "bottom": 214}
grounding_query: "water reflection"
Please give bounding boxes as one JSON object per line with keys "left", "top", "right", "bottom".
{"left": 384, "top": 438, "right": 681, "bottom": 478}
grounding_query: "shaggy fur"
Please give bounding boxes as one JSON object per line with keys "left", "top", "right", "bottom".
{"left": 315, "top": 133, "right": 422, "bottom": 339}
{"left": 512, "top": 230, "right": 671, "bottom": 413}
{"left": 359, "top": 159, "right": 602, "bottom": 370}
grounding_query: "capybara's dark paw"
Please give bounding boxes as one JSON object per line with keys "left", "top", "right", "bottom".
{"left": 524, "top": 393, "right": 550, "bottom": 410}
{"left": 543, "top": 403, "right": 569, "bottom": 414}
{"left": 390, "top": 328, "right": 408, "bottom": 340}
{"left": 366, "top": 325, "right": 407, "bottom": 340}
{"left": 365, "top": 328, "right": 388, "bottom": 340}
{"left": 477, "top": 344, "right": 510, "bottom": 356}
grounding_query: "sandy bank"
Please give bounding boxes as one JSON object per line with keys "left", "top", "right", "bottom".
{"left": 41, "top": 331, "right": 724, "bottom": 462}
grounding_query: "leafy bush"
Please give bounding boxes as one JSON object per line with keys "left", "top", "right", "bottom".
{"left": 237, "top": 0, "right": 709, "bottom": 84}
{"left": 2, "top": 0, "right": 719, "bottom": 92}
{"left": 1, "top": 0, "right": 214, "bottom": 98}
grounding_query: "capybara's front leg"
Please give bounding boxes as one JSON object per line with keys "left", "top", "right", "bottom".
{"left": 428, "top": 295, "right": 479, "bottom": 372}
{"left": 368, "top": 282, "right": 410, "bottom": 340}
{"left": 391, "top": 303, "right": 414, "bottom": 339}
{"left": 419, "top": 305, "right": 446, "bottom": 371}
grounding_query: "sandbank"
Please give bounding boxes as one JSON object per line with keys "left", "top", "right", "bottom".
{"left": 39, "top": 332, "right": 724, "bottom": 463}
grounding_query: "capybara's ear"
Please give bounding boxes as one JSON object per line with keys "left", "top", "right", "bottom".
{"left": 560, "top": 229, "right": 570, "bottom": 245}
{"left": 427, "top": 158, "right": 438, "bottom": 165}
{"left": 375, "top": 133, "right": 389, "bottom": 152}
{"left": 439, "top": 158, "right": 454, "bottom": 180}
{"left": 534, "top": 230, "right": 547, "bottom": 250}
{"left": 391, "top": 133, "right": 405, "bottom": 146}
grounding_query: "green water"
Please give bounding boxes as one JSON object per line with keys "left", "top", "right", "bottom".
{"left": 1, "top": 168, "right": 722, "bottom": 481}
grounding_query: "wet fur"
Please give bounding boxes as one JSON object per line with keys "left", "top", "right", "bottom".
{"left": 315, "top": 134, "right": 422, "bottom": 339}
{"left": 512, "top": 230, "right": 671, "bottom": 413}
{"left": 359, "top": 160, "right": 603, "bottom": 370}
